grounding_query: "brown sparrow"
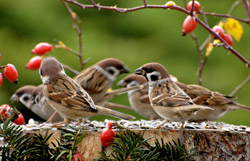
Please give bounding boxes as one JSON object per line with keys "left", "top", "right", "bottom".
{"left": 74, "top": 58, "right": 130, "bottom": 106}
{"left": 118, "top": 74, "right": 161, "bottom": 120}
{"left": 32, "top": 85, "right": 63, "bottom": 122}
{"left": 11, "top": 85, "right": 37, "bottom": 110}
{"left": 175, "top": 81, "right": 250, "bottom": 121}
{"left": 40, "top": 57, "right": 135, "bottom": 125}
{"left": 135, "top": 63, "right": 212, "bottom": 128}
{"left": 11, "top": 85, "right": 63, "bottom": 122}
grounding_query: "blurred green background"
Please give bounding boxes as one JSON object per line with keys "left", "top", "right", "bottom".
{"left": 0, "top": 0, "right": 250, "bottom": 126}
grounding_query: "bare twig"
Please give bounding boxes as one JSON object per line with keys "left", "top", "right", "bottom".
{"left": 228, "top": 0, "right": 241, "bottom": 15}
{"left": 229, "top": 73, "right": 250, "bottom": 96}
{"left": 55, "top": 44, "right": 79, "bottom": 56}
{"left": 201, "top": 8, "right": 209, "bottom": 26}
{"left": 242, "top": 0, "right": 250, "bottom": 24}
{"left": 62, "top": 0, "right": 85, "bottom": 70}
{"left": 62, "top": 64, "right": 80, "bottom": 75}
{"left": 190, "top": 0, "right": 195, "bottom": 16}
{"left": 0, "top": 65, "right": 7, "bottom": 70}
{"left": 191, "top": 33, "right": 203, "bottom": 85}
{"left": 197, "top": 55, "right": 209, "bottom": 85}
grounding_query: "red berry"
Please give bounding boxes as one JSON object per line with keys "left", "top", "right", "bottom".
{"left": 107, "top": 122, "right": 113, "bottom": 129}
{"left": 100, "top": 122, "right": 115, "bottom": 147}
{"left": 26, "top": 56, "right": 43, "bottom": 70}
{"left": 13, "top": 113, "right": 25, "bottom": 125}
{"left": 182, "top": 13, "right": 198, "bottom": 35}
{"left": 212, "top": 25, "right": 224, "bottom": 38}
{"left": 186, "top": 1, "right": 200, "bottom": 11}
{"left": 223, "top": 33, "right": 233, "bottom": 46}
{"left": 0, "top": 104, "right": 11, "bottom": 118}
{"left": 4, "top": 64, "right": 18, "bottom": 84}
{"left": 72, "top": 151, "right": 84, "bottom": 161}
{"left": 32, "top": 42, "right": 53, "bottom": 55}
{"left": 0, "top": 72, "right": 3, "bottom": 86}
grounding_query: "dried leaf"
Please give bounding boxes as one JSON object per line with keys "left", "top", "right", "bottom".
{"left": 205, "top": 43, "right": 214, "bottom": 57}
{"left": 224, "top": 18, "right": 243, "bottom": 41}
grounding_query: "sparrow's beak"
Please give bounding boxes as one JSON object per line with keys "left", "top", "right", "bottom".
{"left": 121, "top": 66, "right": 130, "bottom": 74}
{"left": 135, "top": 67, "right": 145, "bottom": 76}
{"left": 11, "top": 94, "right": 19, "bottom": 103}
{"left": 117, "top": 79, "right": 126, "bottom": 87}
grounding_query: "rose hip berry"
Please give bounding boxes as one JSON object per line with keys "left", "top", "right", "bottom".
{"left": 4, "top": 64, "right": 18, "bottom": 84}
{"left": 32, "top": 42, "right": 53, "bottom": 55}
{"left": 26, "top": 56, "right": 43, "bottom": 70}
{"left": 0, "top": 72, "right": 3, "bottom": 86}
{"left": 186, "top": 1, "right": 200, "bottom": 11}
{"left": 212, "top": 25, "right": 224, "bottom": 38}
{"left": 223, "top": 33, "right": 233, "bottom": 46}
{"left": 182, "top": 12, "right": 198, "bottom": 35}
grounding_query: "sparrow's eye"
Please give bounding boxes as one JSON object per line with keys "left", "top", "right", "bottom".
{"left": 40, "top": 69, "right": 43, "bottom": 76}
{"left": 35, "top": 96, "right": 40, "bottom": 104}
{"left": 23, "top": 96, "right": 29, "bottom": 102}
{"left": 150, "top": 75, "right": 159, "bottom": 81}
{"left": 107, "top": 69, "right": 114, "bottom": 75}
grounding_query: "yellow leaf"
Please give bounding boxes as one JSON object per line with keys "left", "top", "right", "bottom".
{"left": 107, "top": 88, "right": 112, "bottom": 92}
{"left": 213, "top": 39, "right": 221, "bottom": 45}
{"left": 218, "top": 21, "right": 224, "bottom": 28}
{"left": 58, "top": 41, "right": 66, "bottom": 49}
{"left": 205, "top": 43, "right": 213, "bottom": 57}
{"left": 165, "top": 1, "right": 176, "bottom": 6}
{"left": 224, "top": 18, "right": 243, "bottom": 41}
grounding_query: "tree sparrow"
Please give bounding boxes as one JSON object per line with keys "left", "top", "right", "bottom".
{"left": 11, "top": 85, "right": 37, "bottom": 110}
{"left": 135, "top": 63, "right": 212, "bottom": 128}
{"left": 40, "top": 57, "right": 134, "bottom": 125}
{"left": 117, "top": 74, "right": 161, "bottom": 120}
{"left": 11, "top": 85, "right": 63, "bottom": 122}
{"left": 175, "top": 81, "right": 250, "bottom": 121}
{"left": 32, "top": 84, "right": 63, "bottom": 122}
{"left": 74, "top": 58, "right": 130, "bottom": 106}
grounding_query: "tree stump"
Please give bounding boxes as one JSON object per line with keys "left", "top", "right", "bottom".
{"left": 3, "top": 120, "right": 250, "bottom": 160}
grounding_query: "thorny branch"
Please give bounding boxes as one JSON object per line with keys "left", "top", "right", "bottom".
{"left": 64, "top": 0, "right": 250, "bottom": 90}
{"left": 62, "top": 0, "right": 89, "bottom": 70}
{"left": 64, "top": 0, "right": 250, "bottom": 67}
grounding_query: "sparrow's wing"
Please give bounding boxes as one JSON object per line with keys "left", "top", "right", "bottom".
{"left": 151, "top": 79, "right": 193, "bottom": 107}
{"left": 46, "top": 76, "right": 97, "bottom": 112}
{"left": 139, "top": 94, "right": 151, "bottom": 104}
{"left": 184, "top": 85, "right": 236, "bottom": 106}
{"left": 74, "top": 67, "right": 110, "bottom": 95}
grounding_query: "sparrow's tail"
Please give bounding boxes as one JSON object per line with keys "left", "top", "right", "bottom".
{"left": 96, "top": 105, "right": 135, "bottom": 120}
{"left": 103, "top": 102, "right": 132, "bottom": 110}
{"left": 230, "top": 103, "right": 250, "bottom": 111}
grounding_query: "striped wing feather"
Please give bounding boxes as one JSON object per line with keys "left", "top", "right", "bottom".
{"left": 151, "top": 79, "right": 193, "bottom": 107}
{"left": 46, "top": 76, "right": 97, "bottom": 112}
